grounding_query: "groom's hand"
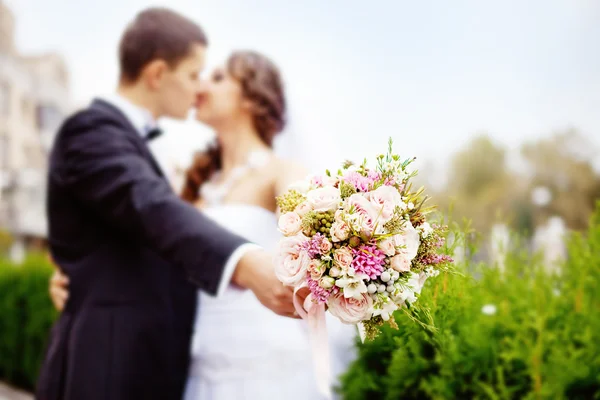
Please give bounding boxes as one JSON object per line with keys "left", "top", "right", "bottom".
{"left": 232, "top": 249, "right": 299, "bottom": 318}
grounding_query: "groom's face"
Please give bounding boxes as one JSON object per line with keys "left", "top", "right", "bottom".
{"left": 156, "top": 44, "right": 206, "bottom": 119}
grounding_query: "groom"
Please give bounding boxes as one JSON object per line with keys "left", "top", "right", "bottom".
{"left": 36, "top": 8, "right": 298, "bottom": 400}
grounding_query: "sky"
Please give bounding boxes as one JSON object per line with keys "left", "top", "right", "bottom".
{"left": 5, "top": 0, "right": 600, "bottom": 183}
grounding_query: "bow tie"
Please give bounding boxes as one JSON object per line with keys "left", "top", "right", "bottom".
{"left": 144, "top": 127, "right": 163, "bottom": 142}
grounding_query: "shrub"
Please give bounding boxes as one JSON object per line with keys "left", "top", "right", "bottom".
{"left": 0, "top": 254, "right": 56, "bottom": 391}
{"left": 338, "top": 204, "right": 600, "bottom": 399}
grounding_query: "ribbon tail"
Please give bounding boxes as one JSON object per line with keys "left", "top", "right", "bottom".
{"left": 293, "top": 287, "right": 332, "bottom": 399}
{"left": 308, "top": 304, "right": 332, "bottom": 399}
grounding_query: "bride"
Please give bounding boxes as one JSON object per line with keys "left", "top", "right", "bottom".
{"left": 49, "top": 50, "right": 356, "bottom": 399}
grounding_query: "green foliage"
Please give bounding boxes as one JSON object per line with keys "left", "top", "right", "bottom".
{"left": 338, "top": 202, "right": 600, "bottom": 399}
{"left": 0, "top": 254, "right": 57, "bottom": 391}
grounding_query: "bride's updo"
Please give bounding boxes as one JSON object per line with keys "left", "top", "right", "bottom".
{"left": 180, "top": 50, "right": 286, "bottom": 203}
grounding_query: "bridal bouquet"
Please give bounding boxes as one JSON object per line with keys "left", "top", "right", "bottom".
{"left": 275, "top": 139, "right": 453, "bottom": 340}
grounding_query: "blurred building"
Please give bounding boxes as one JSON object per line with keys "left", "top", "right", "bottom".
{"left": 0, "top": 0, "right": 70, "bottom": 250}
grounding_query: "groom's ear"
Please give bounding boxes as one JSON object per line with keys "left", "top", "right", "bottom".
{"left": 143, "top": 59, "right": 170, "bottom": 90}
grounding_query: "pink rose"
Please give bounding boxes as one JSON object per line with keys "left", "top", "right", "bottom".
{"left": 369, "top": 185, "right": 401, "bottom": 222}
{"left": 278, "top": 212, "right": 302, "bottom": 236}
{"left": 333, "top": 247, "right": 353, "bottom": 271}
{"left": 306, "top": 186, "right": 341, "bottom": 212}
{"left": 275, "top": 235, "right": 310, "bottom": 287}
{"left": 308, "top": 259, "right": 325, "bottom": 280}
{"left": 327, "top": 292, "right": 373, "bottom": 324}
{"left": 294, "top": 201, "right": 313, "bottom": 217}
{"left": 330, "top": 220, "right": 351, "bottom": 242}
{"left": 318, "top": 237, "right": 333, "bottom": 254}
{"left": 377, "top": 238, "right": 396, "bottom": 256}
{"left": 346, "top": 194, "right": 380, "bottom": 237}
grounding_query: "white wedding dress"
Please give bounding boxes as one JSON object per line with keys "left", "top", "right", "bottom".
{"left": 183, "top": 153, "right": 357, "bottom": 400}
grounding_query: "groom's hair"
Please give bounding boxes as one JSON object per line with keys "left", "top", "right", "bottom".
{"left": 119, "top": 7, "right": 208, "bottom": 83}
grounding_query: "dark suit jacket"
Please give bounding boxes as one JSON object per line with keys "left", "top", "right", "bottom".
{"left": 35, "top": 99, "right": 248, "bottom": 400}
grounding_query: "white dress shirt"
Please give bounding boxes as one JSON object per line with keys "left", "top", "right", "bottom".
{"left": 99, "top": 94, "right": 259, "bottom": 297}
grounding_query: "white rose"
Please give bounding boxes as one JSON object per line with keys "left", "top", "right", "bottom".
{"left": 306, "top": 186, "right": 342, "bottom": 212}
{"left": 294, "top": 201, "right": 313, "bottom": 217}
{"left": 392, "top": 221, "right": 420, "bottom": 260}
{"left": 277, "top": 212, "right": 302, "bottom": 236}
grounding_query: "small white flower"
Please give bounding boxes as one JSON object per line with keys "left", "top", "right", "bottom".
{"left": 419, "top": 222, "right": 434, "bottom": 238}
{"left": 367, "top": 283, "right": 378, "bottom": 294}
{"left": 372, "top": 295, "right": 398, "bottom": 321}
{"left": 335, "top": 276, "right": 368, "bottom": 299}
{"left": 481, "top": 304, "right": 497, "bottom": 315}
{"left": 408, "top": 202, "right": 415, "bottom": 210}
{"left": 424, "top": 266, "right": 439, "bottom": 278}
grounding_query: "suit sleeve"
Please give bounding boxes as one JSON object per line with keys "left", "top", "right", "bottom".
{"left": 57, "top": 120, "right": 249, "bottom": 295}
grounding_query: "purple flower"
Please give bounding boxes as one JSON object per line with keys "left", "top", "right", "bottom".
{"left": 342, "top": 171, "right": 378, "bottom": 192}
{"left": 307, "top": 274, "right": 338, "bottom": 304}
{"left": 420, "top": 253, "right": 453, "bottom": 265}
{"left": 301, "top": 233, "right": 331, "bottom": 258}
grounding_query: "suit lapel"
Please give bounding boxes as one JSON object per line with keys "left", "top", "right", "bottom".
{"left": 90, "top": 99, "right": 166, "bottom": 179}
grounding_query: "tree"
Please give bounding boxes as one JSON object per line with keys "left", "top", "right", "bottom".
{"left": 522, "top": 129, "right": 600, "bottom": 231}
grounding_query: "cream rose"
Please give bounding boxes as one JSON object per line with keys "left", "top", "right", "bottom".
{"left": 330, "top": 220, "right": 351, "bottom": 242}
{"left": 306, "top": 186, "right": 341, "bottom": 212}
{"left": 307, "top": 259, "right": 325, "bottom": 280}
{"left": 390, "top": 253, "right": 411, "bottom": 272}
{"left": 277, "top": 212, "right": 302, "bottom": 236}
{"left": 275, "top": 235, "right": 310, "bottom": 287}
{"left": 377, "top": 238, "right": 396, "bottom": 256}
{"left": 327, "top": 292, "right": 373, "bottom": 324}
{"left": 319, "top": 237, "right": 333, "bottom": 254}
{"left": 333, "top": 247, "right": 354, "bottom": 271}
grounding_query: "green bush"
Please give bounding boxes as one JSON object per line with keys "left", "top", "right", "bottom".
{"left": 0, "top": 254, "right": 57, "bottom": 391}
{"left": 339, "top": 204, "right": 600, "bottom": 400}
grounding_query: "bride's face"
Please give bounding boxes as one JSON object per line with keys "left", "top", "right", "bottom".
{"left": 195, "top": 65, "right": 245, "bottom": 128}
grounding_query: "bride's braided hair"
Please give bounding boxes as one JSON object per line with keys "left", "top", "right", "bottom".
{"left": 180, "top": 50, "right": 286, "bottom": 203}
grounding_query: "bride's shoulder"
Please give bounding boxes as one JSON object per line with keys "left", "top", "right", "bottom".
{"left": 269, "top": 157, "right": 309, "bottom": 195}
